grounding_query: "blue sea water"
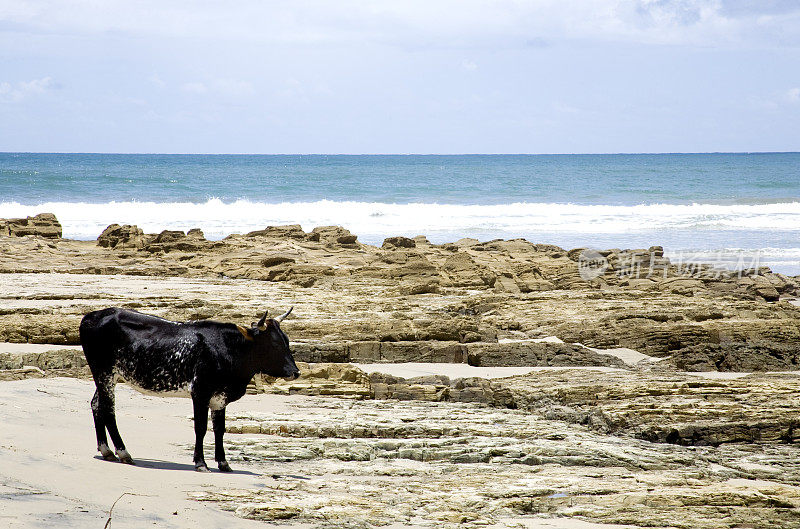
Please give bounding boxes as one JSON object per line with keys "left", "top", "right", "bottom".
{"left": 1, "top": 152, "right": 799, "bottom": 274}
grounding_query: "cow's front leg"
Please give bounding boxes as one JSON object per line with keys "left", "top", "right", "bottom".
{"left": 192, "top": 394, "right": 210, "bottom": 472}
{"left": 212, "top": 408, "right": 231, "bottom": 472}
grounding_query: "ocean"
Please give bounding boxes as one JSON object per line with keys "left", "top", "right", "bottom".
{"left": 1, "top": 152, "right": 799, "bottom": 274}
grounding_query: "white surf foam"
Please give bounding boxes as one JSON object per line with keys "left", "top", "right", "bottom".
{"left": 667, "top": 247, "right": 800, "bottom": 271}
{"left": 3, "top": 199, "right": 800, "bottom": 242}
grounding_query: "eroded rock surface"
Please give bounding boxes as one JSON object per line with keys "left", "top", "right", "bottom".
{"left": 191, "top": 396, "right": 800, "bottom": 528}
{"left": 0, "top": 213, "right": 62, "bottom": 238}
{"left": 1, "top": 218, "right": 799, "bottom": 370}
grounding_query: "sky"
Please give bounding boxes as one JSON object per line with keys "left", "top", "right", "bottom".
{"left": 1, "top": 0, "right": 799, "bottom": 154}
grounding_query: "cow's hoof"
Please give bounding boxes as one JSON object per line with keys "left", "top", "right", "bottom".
{"left": 195, "top": 464, "right": 210, "bottom": 473}
{"left": 116, "top": 449, "right": 135, "bottom": 465}
{"left": 99, "top": 444, "right": 118, "bottom": 461}
{"left": 218, "top": 461, "right": 232, "bottom": 472}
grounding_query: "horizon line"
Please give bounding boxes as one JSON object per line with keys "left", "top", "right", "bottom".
{"left": 2, "top": 151, "right": 800, "bottom": 156}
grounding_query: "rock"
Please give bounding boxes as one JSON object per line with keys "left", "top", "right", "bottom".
{"left": 620, "top": 278, "right": 658, "bottom": 290}
{"left": 0, "top": 213, "right": 62, "bottom": 239}
{"left": 441, "top": 252, "right": 494, "bottom": 288}
{"left": 566, "top": 248, "right": 587, "bottom": 261}
{"left": 143, "top": 230, "right": 210, "bottom": 253}
{"left": 382, "top": 236, "right": 416, "bottom": 249}
{"left": 209, "top": 387, "right": 800, "bottom": 528}
{"left": 292, "top": 342, "right": 350, "bottom": 363}
{"left": 97, "top": 224, "right": 147, "bottom": 249}
{"left": 379, "top": 341, "right": 468, "bottom": 363}
{"left": 246, "top": 224, "right": 308, "bottom": 240}
{"left": 453, "top": 238, "right": 479, "bottom": 248}
{"left": 187, "top": 228, "right": 205, "bottom": 239}
{"left": 502, "top": 369, "right": 800, "bottom": 446}
{"left": 669, "top": 342, "right": 800, "bottom": 372}
{"left": 1, "top": 227, "right": 799, "bottom": 372}
{"left": 466, "top": 342, "right": 626, "bottom": 368}
{"left": 311, "top": 226, "right": 358, "bottom": 246}
{"left": 235, "top": 503, "right": 300, "bottom": 521}
{"left": 753, "top": 286, "right": 781, "bottom": 301}
{"left": 153, "top": 230, "right": 187, "bottom": 243}
{"left": 253, "top": 362, "right": 372, "bottom": 399}
{"left": 658, "top": 277, "right": 705, "bottom": 295}
{"left": 383, "top": 253, "right": 439, "bottom": 281}
{"left": 261, "top": 263, "right": 334, "bottom": 283}
{"left": 399, "top": 280, "right": 440, "bottom": 295}
{"left": 0, "top": 348, "right": 90, "bottom": 379}
{"left": 261, "top": 256, "right": 296, "bottom": 267}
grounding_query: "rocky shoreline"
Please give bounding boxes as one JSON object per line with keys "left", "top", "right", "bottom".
{"left": 1, "top": 213, "right": 799, "bottom": 365}
{"left": 2, "top": 213, "right": 800, "bottom": 528}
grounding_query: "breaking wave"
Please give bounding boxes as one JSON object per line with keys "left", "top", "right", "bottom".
{"left": 2, "top": 199, "right": 800, "bottom": 242}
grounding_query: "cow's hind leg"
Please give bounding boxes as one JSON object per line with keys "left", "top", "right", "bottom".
{"left": 212, "top": 408, "right": 231, "bottom": 472}
{"left": 192, "top": 395, "right": 210, "bottom": 472}
{"left": 91, "top": 389, "right": 116, "bottom": 461}
{"left": 96, "top": 374, "right": 134, "bottom": 465}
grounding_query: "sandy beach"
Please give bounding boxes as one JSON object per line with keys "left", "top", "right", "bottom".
{"left": 0, "top": 377, "right": 275, "bottom": 529}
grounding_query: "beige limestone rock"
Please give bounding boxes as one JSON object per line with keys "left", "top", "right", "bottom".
{"left": 97, "top": 223, "right": 146, "bottom": 249}
{"left": 311, "top": 225, "right": 358, "bottom": 246}
{"left": 206, "top": 394, "right": 800, "bottom": 528}
{"left": 0, "top": 225, "right": 798, "bottom": 370}
{"left": 0, "top": 213, "right": 62, "bottom": 239}
{"left": 245, "top": 224, "right": 308, "bottom": 240}
{"left": 382, "top": 236, "right": 416, "bottom": 249}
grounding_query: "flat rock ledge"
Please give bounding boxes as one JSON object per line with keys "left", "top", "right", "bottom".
{"left": 4, "top": 350, "right": 799, "bottom": 448}
{"left": 201, "top": 395, "right": 800, "bottom": 529}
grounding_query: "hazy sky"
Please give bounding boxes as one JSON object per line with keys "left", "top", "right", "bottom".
{"left": 1, "top": 1, "right": 799, "bottom": 153}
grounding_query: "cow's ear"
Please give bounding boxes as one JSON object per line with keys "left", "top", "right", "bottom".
{"left": 237, "top": 325, "right": 255, "bottom": 341}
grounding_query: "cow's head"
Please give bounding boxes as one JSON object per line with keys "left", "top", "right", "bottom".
{"left": 250, "top": 307, "right": 300, "bottom": 380}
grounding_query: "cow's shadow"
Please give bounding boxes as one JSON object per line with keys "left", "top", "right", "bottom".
{"left": 93, "top": 456, "right": 258, "bottom": 475}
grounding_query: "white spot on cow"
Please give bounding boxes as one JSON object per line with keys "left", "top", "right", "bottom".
{"left": 98, "top": 443, "right": 114, "bottom": 457}
{"left": 209, "top": 393, "right": 227, "bottom": 411}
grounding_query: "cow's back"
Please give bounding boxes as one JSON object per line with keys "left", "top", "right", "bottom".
{"left": 80, "top": 308, "right": 204, "bottom": 391}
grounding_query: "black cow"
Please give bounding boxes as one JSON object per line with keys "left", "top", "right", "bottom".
{"left": 79, "top": 307, "right": 299, "bottom": 472}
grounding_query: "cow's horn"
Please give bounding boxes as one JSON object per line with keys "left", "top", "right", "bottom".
{"left": 256, "top": 310, "right": 269, "bottom": 328}
{"left": 274, "top": 306, "right": 293, "bottom": 323}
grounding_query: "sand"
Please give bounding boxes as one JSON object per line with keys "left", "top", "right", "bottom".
{"left": 0, "top": 377, "right": 295, "bottom": 529}
{"left": 0, "top": 343, "right": 83, "bottom": 354}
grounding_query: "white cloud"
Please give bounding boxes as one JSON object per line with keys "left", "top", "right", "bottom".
{"left": 460, "top": 59, "right": 478, "bottom": 71}
{"left": 3, "top": 1, "right": 800, "bottom": 49}
{"left": 213, "top": 79, "right": 255, "bottom": 97}
{"left": 748, "top": 87, "right": 800, "bottom": 110}
{"left": 0, "top": 76, "right": 56, "bottom": 102}
{"left": 181, "top": 82, "right": 208, "bottom": 95}
{"left": 149, "top": 74, "right": 166, "bottom": 88}
{"left": 181, "top": 79, "right": 254, "bottom": 97}
{"left": 553, "top": 102, "right": 580, "bottom": 115}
